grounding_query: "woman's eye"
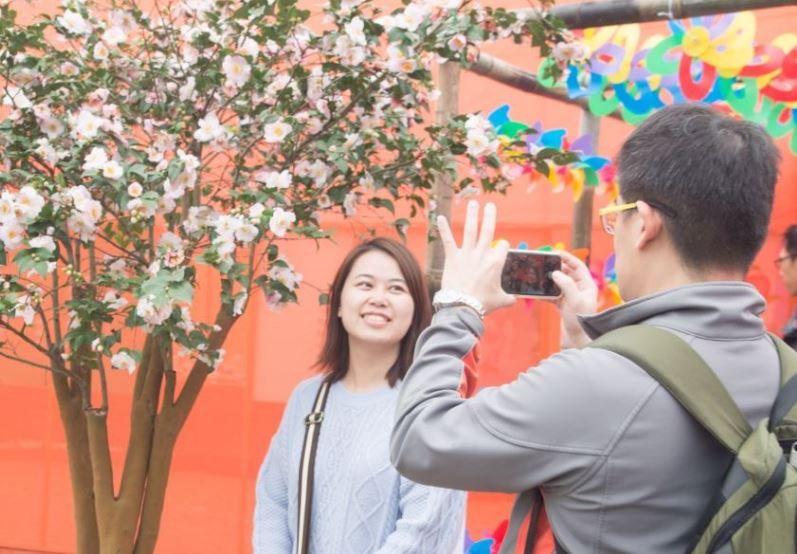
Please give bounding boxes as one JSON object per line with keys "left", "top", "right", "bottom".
{"left": 356, "top": 282, "right": 372, "bottom": 288}
{"left": 390, "top": 285, "right": 407, "bottom": 293}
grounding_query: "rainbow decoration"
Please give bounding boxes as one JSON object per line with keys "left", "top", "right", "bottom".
{"left": 536, "top": 12, "right": 797, "bottom": 152}
{"left": 488, "top": 105, "right": 618, "bottom": 201}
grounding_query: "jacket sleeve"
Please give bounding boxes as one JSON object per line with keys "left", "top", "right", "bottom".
{"left": 375, "top": 480, "right": 465, "bottom": 554}
{"left": 253, "top": 388, "right": 301, "bottom": 554}
{"left": 390, "top": 307, "right": 645, "bottom": 495}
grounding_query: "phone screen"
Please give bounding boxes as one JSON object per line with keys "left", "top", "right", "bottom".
{"left": 501, "top": 250, "right": 562, "bottom": 298}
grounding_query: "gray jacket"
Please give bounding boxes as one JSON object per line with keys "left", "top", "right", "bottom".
{"left": 390, "top": 282, "right": 780, "bottom": 553}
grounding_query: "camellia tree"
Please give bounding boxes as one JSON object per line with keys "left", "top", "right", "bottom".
{"left": 0, "top": 0, "right": 580, "bottom": 552}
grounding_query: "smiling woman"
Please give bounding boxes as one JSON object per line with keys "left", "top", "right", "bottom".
{"left": 253, "top": 238, "right": 465, "bottom": 554}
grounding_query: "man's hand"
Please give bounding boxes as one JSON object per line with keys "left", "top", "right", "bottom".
{"left": 551, "top": 251, "right": 599, "bottom": 348}
{"left": 437, "top": 201, "right": 516, "bottom": 315}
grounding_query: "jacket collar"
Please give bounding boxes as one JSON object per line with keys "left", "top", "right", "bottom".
{"left": 579, "top": 282, "right": 767, "bottom": 340}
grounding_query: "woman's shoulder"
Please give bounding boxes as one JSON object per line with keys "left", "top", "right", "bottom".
{"left": 288, "top": 373, "right": 327, "bottom": 404}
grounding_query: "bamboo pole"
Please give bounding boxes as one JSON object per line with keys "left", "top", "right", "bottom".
{"left": 426, "top": 62, "right": 461, "bottom": 293}
{"left": 516, "top": 0, "right": 797, "bottom": 29}
{"left": 571, "top": 110, "right": 601, "bottom": 263}
{"left": 470, "top": 54, "right": 623, "bottom": 121}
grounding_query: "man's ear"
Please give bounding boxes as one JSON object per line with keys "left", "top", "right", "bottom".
{"left": 635, "top": 201, "right": 664, "bottom": 250}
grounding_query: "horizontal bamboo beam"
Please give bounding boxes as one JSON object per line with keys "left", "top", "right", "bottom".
{"left": 517, "top": 0, "right": 797, "bottom": 29}
{"left": 470, "top": 53, "right": 624, "bottom": 121}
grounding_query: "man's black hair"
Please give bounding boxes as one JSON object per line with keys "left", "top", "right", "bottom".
{"left": 618, "top": 104, "right": 780, "bottom": 271}
{"left": 785, "top": 225, "right": 797, "bottom": 258}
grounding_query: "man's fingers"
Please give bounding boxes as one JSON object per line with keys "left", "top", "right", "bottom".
{"left": 558, "top": 250, "right": 592, "bottom": 281}
{"left": 462, "top": 200, "right": 479, "bottom": 249}
{"left": 436, "top": 215, "right": 457, "bottom": 256}
{"left": 477, "top": 202, "right": 497, "bottom": 251}
{"left": 551, "top": 270, "right": 579, "bottom": 300}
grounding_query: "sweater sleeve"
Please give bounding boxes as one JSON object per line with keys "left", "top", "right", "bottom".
{"left": 253, "top": 386, "right": 302, "bottom": 554}
{"left": 390, "top": 307, "right": 651, "bottom": 495}
{"left": 374, "top": 479, "right": 465, "bottom": 554}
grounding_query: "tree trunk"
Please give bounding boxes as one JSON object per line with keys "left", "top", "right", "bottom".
{"left": 133, "top": 414, "right": 180, "bottom": 554}
{"left": 426, "top": 62, "right": 461, "bottom": 293}
{"left": 570, "top": 110, "right": 601, "bottom": 263}
{"left": 52, "top": 374, "right": 100, "bottom": 554}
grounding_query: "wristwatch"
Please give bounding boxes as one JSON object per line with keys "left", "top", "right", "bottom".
{"left": 432, "top": 289, "right": 485, "bottom": 319}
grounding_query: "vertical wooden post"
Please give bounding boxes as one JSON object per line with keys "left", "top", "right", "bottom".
{"left": 426, "top": 62, "right": 461, "bottom": 292}
{"left": 571, "top": 110, "right": 601, "bottom": 264}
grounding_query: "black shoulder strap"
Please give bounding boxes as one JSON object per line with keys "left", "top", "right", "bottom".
{"left": 295, "top": 379, "right": 331, "bottom": 554}
{"left": 589, "top": 325, "right": 752, "bottom": 454}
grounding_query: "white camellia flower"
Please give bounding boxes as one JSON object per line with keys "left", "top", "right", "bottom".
{"left": 343, "top": 191, "right": 358, "bottom": 216}
{"left": 16, "top": 186, "right": 45, "bottom": 222}
{"left": 248, "top": 203, "right": 265, "bottom": 220}
{"left": 394, "top": 3, "right": 427, "bottom": 32}
{"left": 0, "top": 222, "right": 25, "bottom": 250}
{"left": 465, "top": 128, "right": 498, "bottom": 157}
{"left": 110, "top": 9, "right": 138, "bottom": 33}
{"left": 345, "top": 17, "right": 367, "bottom": 46}
{"left": 448, "top": 34, "right": 467, "bottom": 51}
{"left": 158, "top": 231, "right": 182, "bottom": 251}
{"left": 93, "top": 42, "right": 110, "bottom": 61}
{"left": 222, "top": 55, "right": 251, "bottom": 87}
{"left": 179, "top": 77, "right": 196, "bottom": 101}
{"left": 194, "top": 112, "right": 224, "bottom": 142}
{"left": 2, "top": 86, "right": 32, "bottom": 109}
{"left": 162, "top": 178, "right": 185, "bottom": 200}
{"left": 235, "top": 222, "right": 259, "bottom": 244}
{"left": 35, "top": 138, "right": 61, "bottom": 165}
{"left": 14, "top": 297, "right": 36, "bottom": 326}
{"left": 73, "top": 109, "right": 104, "bottom": 140}
{"left": 29, "top": 235, "right": 56, "bottom": 252}
{"left": 67, "top": 184, "right": 93, "bottom": 212}
{"left": 57, "top": 10, "right": 91, "bottom": 35}
{"left": 237, "top": 37, "right": 260, "bottom": 58}
{"left": 308, "top": 160, "right": 331, "bottom": 187}
{"left": 40, "top": 117, "right": 65, "bottom": 139}
{"left": 102, "top": 160, "right": 124, "bottom": 180}
{"left": 268, "top": 207, "right": 296, "bottom": 237}
{"left": 263, "top": 119, "right": 292, "bottom": 143}
{"left": 177, "top": 149, "right": 200, "bottom": 171}
{"left": 136, "top": 296, "right": 173, "bottom": 327}
{"left": 102, "top": 291, "right": 129, "bottom": 311}
{"left": 213, "top": 214, "right": 244, "bottom": 240}
{"left": 60, "top": 62, "right": 80, "bottom": 77}
{"left": 261, "top": 169, "right": 292, "bottom": 189}
{"left": 82, "top": 147, "right": 108, "bottom": 172}
{"left": 102, "top": 26, "right": 127, "bottom": 45}
{"left": 67, "top": 212, "right": 97, "bottom": 242}
{"left": 0, "top": 192, "right": 16, "bottom": 223}
{"left": 111, "top": 351, "right": 137, "bottom": 374}
{"left": 127, "top": 182, "right": 143, "bottom": 197}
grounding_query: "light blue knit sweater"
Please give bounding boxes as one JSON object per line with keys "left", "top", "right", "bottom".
{"left": 253, "top": 375, "right": 466, "bottom": 554}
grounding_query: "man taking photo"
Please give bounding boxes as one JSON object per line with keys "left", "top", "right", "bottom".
{"left": 390, "top": 104, "right": 787, "bottom": 553}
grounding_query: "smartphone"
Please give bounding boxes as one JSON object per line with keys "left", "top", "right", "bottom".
{"left": 501, "top": 249, "right": 562, "bottom": 298}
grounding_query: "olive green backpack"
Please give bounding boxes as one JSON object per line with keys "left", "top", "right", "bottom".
{"left": 592, "top": 325, "right": 797, "bottom": 554}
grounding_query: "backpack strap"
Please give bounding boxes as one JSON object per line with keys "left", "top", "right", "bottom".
{"left": 768, "top": 333, "right": 797, "bottom": 427}
{"left": 589, "top": 325, "right": 752, "bottom": 454}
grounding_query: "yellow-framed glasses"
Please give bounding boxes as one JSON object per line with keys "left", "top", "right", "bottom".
{"left": 598, "top": 200, "right": 677, "bottom": 235}
{"left": 598, "top": 202, "right": 638, "bottom": 235}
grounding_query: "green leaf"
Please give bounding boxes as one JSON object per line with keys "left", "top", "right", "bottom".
{"left": 170, "top": 281, "right": 194, "bottom": 303}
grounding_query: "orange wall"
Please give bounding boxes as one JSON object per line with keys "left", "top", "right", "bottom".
{"left": 2, "top": 2, "right": 797, "bottom": 552}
